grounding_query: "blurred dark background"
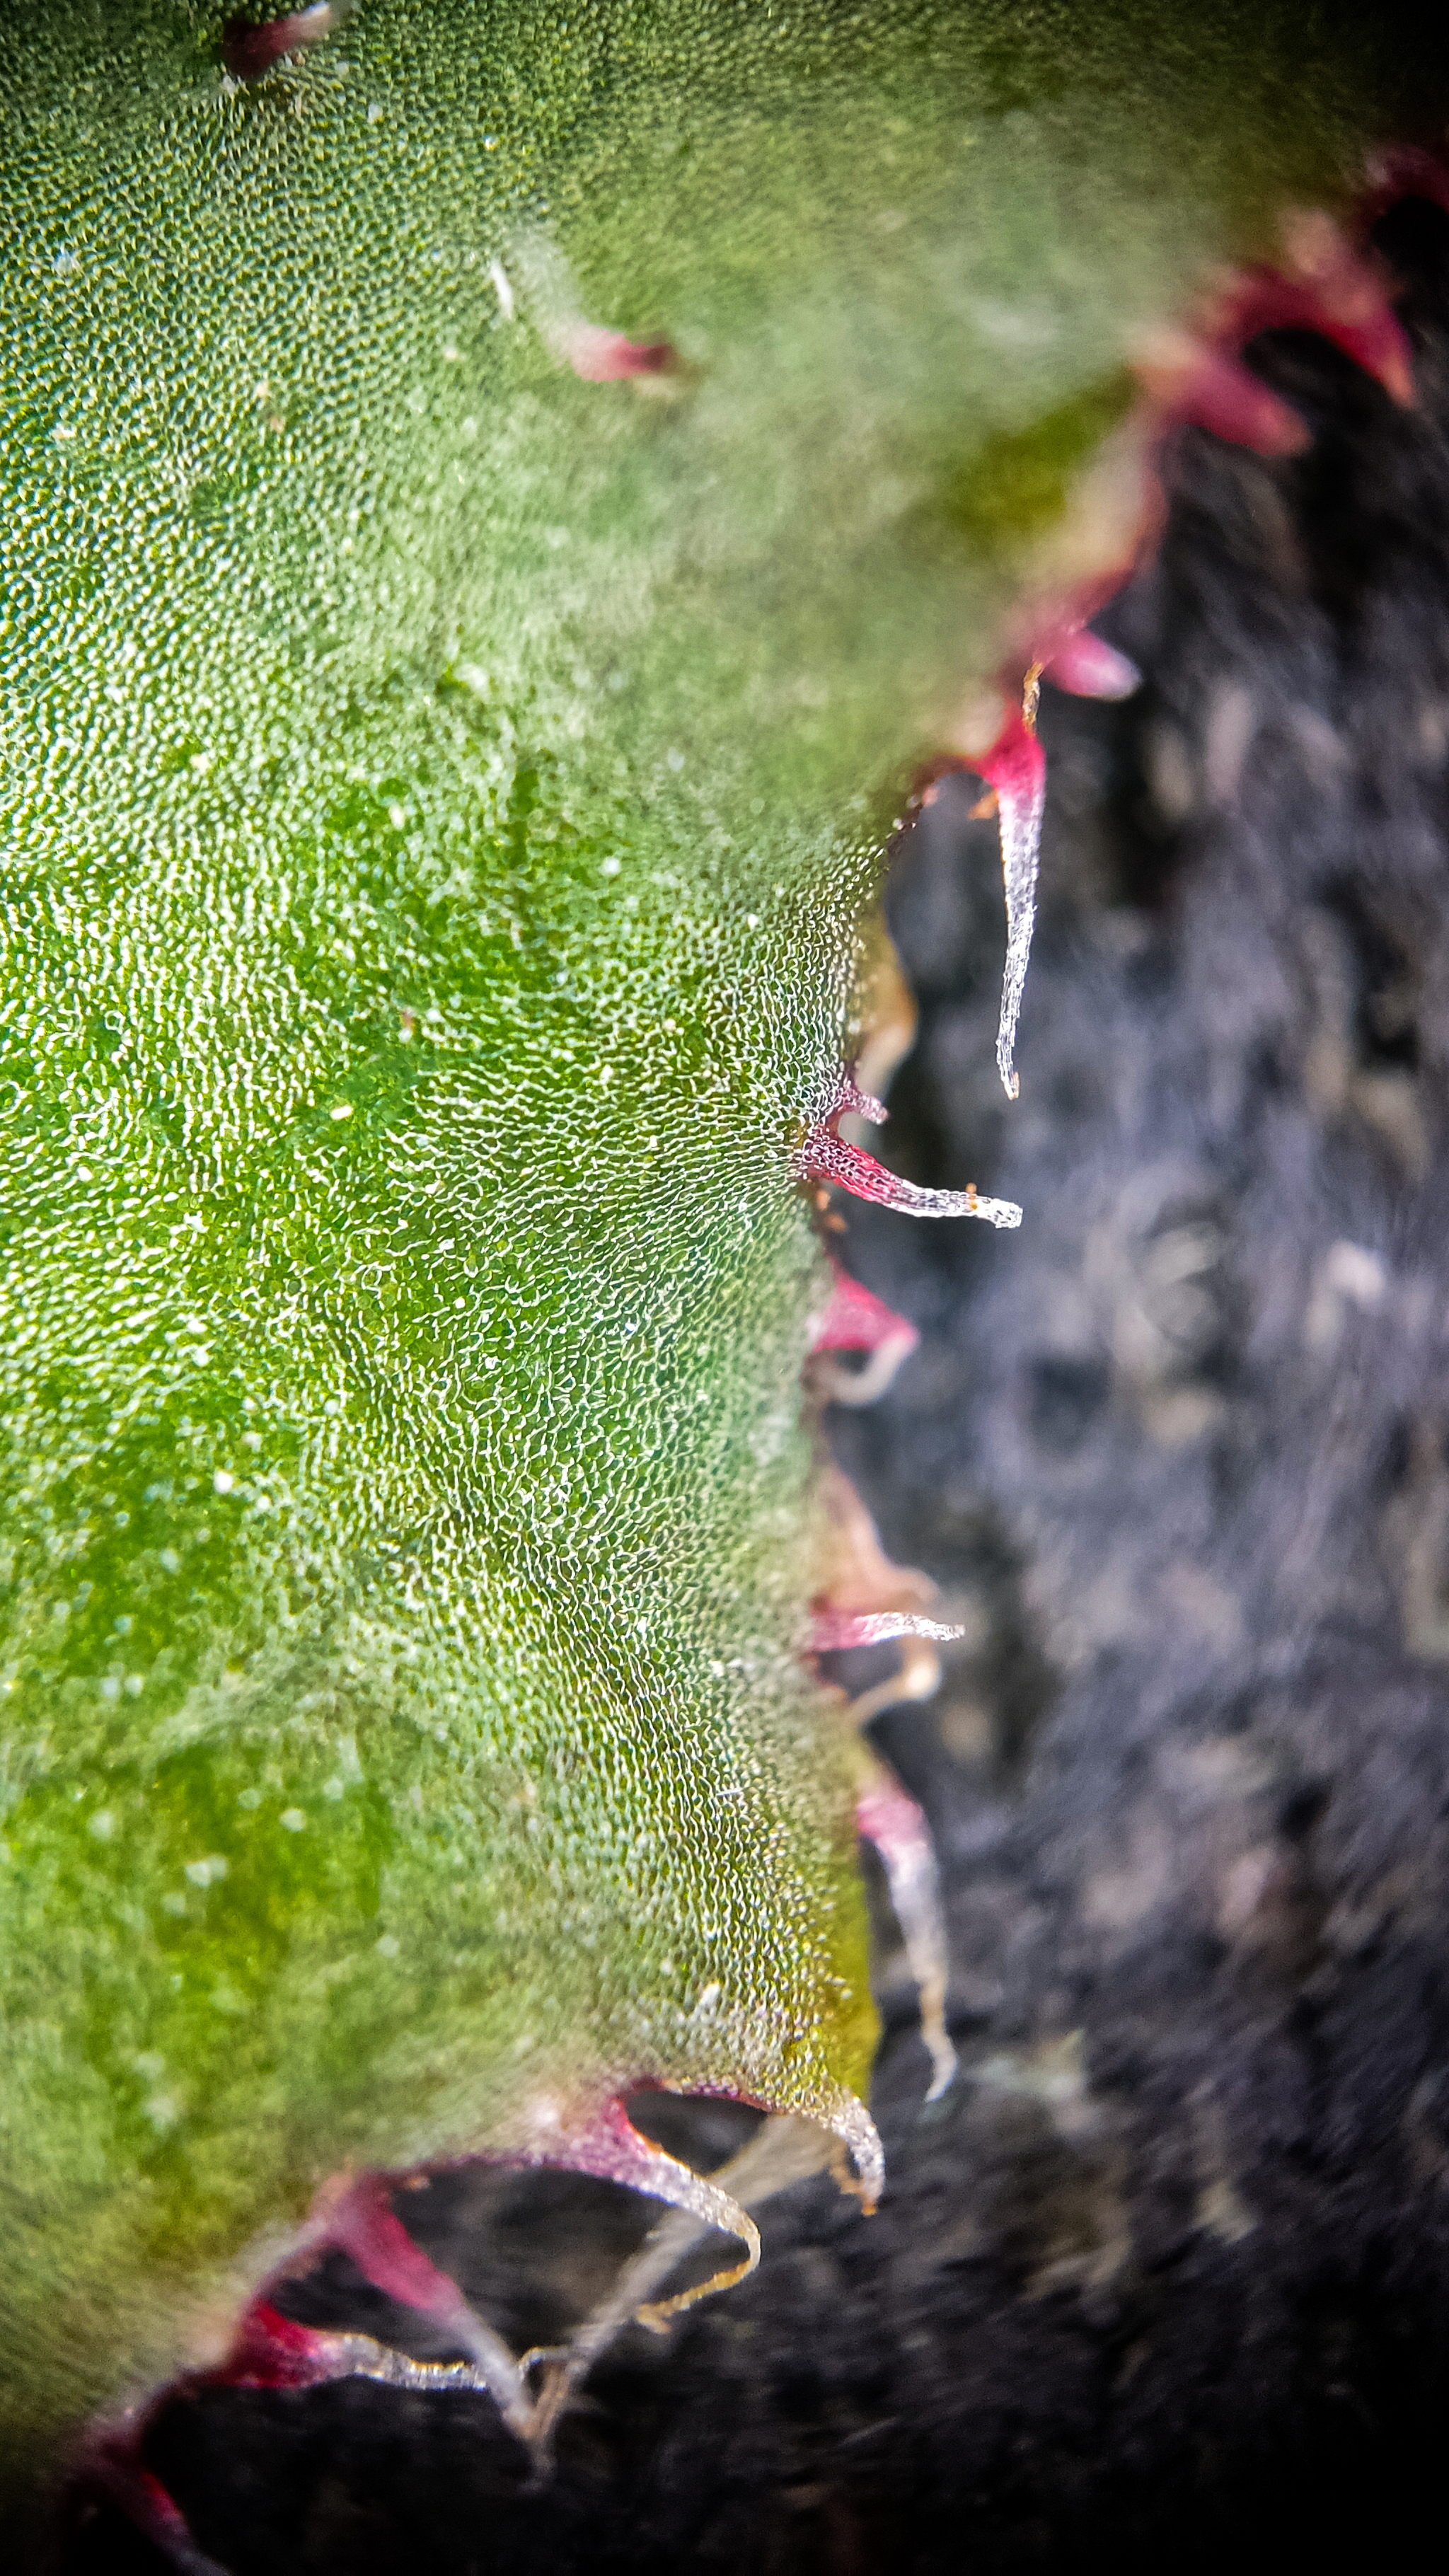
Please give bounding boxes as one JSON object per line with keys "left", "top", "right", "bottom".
{"left": 72, "top": 177, "right": 1449, "bottom": 2576}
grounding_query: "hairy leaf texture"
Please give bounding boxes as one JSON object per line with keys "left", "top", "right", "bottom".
{"left": 0, "top": 0, "right": 1423, "bottom": 2543}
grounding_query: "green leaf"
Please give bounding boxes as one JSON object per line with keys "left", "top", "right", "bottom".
{"left": 0, "top": 0, "right": 1422, "bottom": 2531}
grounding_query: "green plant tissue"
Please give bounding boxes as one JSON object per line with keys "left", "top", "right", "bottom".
{"left": 0, "top": 0, "right": 1420, "bottom": 2535}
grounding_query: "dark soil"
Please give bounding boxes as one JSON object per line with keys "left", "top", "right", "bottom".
{"left": 69, "top": 194, "right": 1449, "bottom": 2576}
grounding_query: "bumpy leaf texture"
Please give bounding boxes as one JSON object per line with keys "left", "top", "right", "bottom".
{"left": 0, "top": 0, "right": 1426, "bottom": 2547}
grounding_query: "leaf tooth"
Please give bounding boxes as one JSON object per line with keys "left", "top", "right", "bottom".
{"left": 221, "top": 4, "right": 348, "bottom": 83}
{"left": 795, "top": 1123, "right": 1020, "bottom": 1228}
{"left": 856, "top": 1773, "right": 957, "bottom": 2103}
{"left": 810, "top": 1610, "right": 965, "bottom": 1650}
